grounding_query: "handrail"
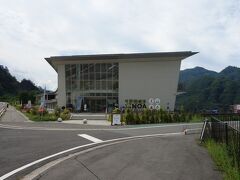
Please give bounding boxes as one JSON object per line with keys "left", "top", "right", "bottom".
{"left": 210, "top": 115, "right": 240, "bottom": 132}
{"left": 0, "top": 103, "right": 7, "bottom": 118}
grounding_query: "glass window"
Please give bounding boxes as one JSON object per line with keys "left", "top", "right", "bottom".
{"left": 113, "top": 71, "right": 118, "bottom": 80}
{"left": 101, "top": 63, "right": 106, "bottom": 72}
{"left": 96, "top": 73, "right": 101, "bottom": 80}
{"left": 89, "top": 73, "right": 94, "bottom": 80}
{"left": 84, "top": 81, "right": 89, "bottom": 90}
{"left": 95, "top": 64, "right": 100, "bottom": 72}
{"left": 65, "top": 63, "right": 119, "bottom": 110}
{"left": 113, "top": 81, "right": 118, "bottom": 91}
{"left": 107, "top": 72, "right": 112, "bottom": 80}
{"left": 84, "top": 73, "right": 88, "bottom": 80}
{"left": 72, "top": 80, "right": 77, "bottom": 90}
{"left": 83, "top": 64, "right": 88, "bottom": 73}
{"left": 107, "top": 81, "right": 112, "bottom": 90}
{"left": 96, "top": 81, "right": 101, "bottom": 90}
{"left": 106, "top": 63, "right": 113, "bottom": 71}
{"left": 101, "top": 81, "right": 106, "bottom": 90}
{"left": 101, "top": 73, "right": 106, "bottom": 80}
{"left": 89, "top": 64, "right": 94, "bottom": 73}
{"left": 76, "top": 64, "right": 80, "bottom": 80}
{"left": 89, "top": 81, "right": 94, "bottom": 90}
{"left": 80, "top": 81, "right": 84, "bottom": 90}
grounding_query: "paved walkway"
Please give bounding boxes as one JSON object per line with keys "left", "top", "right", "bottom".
{"left": 0, "top": 106, "right": 29, "bottom": 122}
{"left": 0, "top": 106, "right": 110, "bottom": 125}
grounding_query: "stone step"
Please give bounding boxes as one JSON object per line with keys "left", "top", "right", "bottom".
{"left": 70, "top": 113, "right": 108, "bottom": 120}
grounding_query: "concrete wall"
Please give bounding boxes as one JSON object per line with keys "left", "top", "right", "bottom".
{"left": 119, "top": 60, "right": 181, "bottom": 111}
{"left": 56, "top": 58, "right": 182, "bottom": 111}
{"left": 57, "top": 64, "right": 66, "bottom": 107}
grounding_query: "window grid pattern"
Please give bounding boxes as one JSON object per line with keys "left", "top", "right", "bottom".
{"left": 65, "top": 63, "right": 119, "bottom": 102}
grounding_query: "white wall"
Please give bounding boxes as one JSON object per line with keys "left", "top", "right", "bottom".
{"left": 119, "top": 60, "right": 181, "bottom": 111}
{"left": 57, "top": 64, "right": 66, "bottom": 107}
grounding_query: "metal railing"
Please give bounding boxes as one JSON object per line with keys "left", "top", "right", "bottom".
{"left": 0, "top": 102, "right": 7, "bottom": 118}
{"left": 202, "top": 115, "right": 240, "bottom": 169}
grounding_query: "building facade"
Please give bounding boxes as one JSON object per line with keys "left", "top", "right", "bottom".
{"left": 46, "top": 51, "right": 197, "bottom": 112}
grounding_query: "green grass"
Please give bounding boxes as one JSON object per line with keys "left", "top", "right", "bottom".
{"left": 205, "top": 139, "right": 240, "bottom": 180}
{"left": 189, "top": 115, "right": 203, "bottom": 123}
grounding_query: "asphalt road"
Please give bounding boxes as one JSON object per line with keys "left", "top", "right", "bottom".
{"left": 38, "top": 135, "right": 222, "bottom": 180}
{"left": 0, "top": 127, "right": 129, "bottom": 179}
{"left": 0, "top": 107, "right": 222, "bottom": 180}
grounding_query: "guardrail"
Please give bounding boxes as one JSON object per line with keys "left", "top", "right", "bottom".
{"left": 0, "top": 103, "right": 7, "bottom": 118}
{"left": 201, "top": 115, "right": 240, "bottom": 169}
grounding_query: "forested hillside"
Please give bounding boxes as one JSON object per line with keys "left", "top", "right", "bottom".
{"left": 176, "top": 66, "right": 240, "bottom": 112}
{"left": 0, "top": 65, "right": 40, "bottom": 103}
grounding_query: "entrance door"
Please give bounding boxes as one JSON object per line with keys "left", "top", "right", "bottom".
{"left": 85, "top": 97, "right": 106, "bottom": 113}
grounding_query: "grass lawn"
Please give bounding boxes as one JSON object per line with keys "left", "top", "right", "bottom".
{"left": 204, "top": 139, "right": 239, "bottom": 180}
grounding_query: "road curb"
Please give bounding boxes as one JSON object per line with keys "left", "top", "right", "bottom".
{"left": 184, "top": 128, "right": 201, "bottom": 135}
{"left": 0, "top": 122, "right": 203, "bottom": 131}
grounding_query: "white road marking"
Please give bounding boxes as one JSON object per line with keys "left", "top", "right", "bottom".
{"left": 78, "top": 134, "right": 103, "bottom": 143}
{"left": 0, "top": 132, "right": 184, "bottom": 180}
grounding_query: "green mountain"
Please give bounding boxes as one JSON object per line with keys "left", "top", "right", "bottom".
{"left": 0, "top": 65, "right": 40, "bottom": 102}
{"left": 179, "top": 66, "right": 217, "bottom": 83}
{"left": 176, "top": 66, "right": 240, "bottom": 112}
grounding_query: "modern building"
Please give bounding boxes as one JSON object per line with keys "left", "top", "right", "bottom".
{"left": 45, "top": 51, "right": 197, "bottom": 113}
{"left": 230, "top": 104, "right": 240, "bottom": 114}
{"left": 36, "top": 91, "right": 57, "bottom": 111}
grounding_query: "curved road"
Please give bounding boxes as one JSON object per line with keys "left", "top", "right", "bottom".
{"left": 37, "top": 135, "right": 221, "bottom": 180}
{"left": 0, "top": 106, "right": 222, "bottom": 180}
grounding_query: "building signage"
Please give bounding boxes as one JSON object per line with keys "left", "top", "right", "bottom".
{"left": 149, "top": 97, "right": 161, "bottom": 110}
{"left": 149, "top": 98, "right": 154, "bottom": 104}
{"left": 125, "top": 98, "right": 161, "bottom": 110}
{"left": 112, "top": 114, "right": 121, "bottom": 125}
{"left": 155, "top": 98, "right": 160, "bottom": 104}
{"left": 155, "top": 105, "right": 161, "bottom": 110}
{"left": 125, "top": 99, "right": 147, "bottom": 111}
{"left": 149, "top": 105, "right": 154, "bottom": 110}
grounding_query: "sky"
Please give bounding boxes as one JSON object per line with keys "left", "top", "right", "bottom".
{"left": 0, "top": 0, "right": 239, "bottom": 90}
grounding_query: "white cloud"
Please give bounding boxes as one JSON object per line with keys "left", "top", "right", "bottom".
{"left": 0, "top": 0, "right": 239, "bottom": 89}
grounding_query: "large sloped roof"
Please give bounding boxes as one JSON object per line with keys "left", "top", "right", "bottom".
{"left": 45, "top": 51, "right": 198, "bottom": 71}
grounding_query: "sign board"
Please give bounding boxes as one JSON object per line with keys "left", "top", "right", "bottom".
{"left": 27, "top": 100, "right": 32, "bottom": 108}
{"left": 149, "top": 105, "right": 154, "bottom": 110}
{"left": 155, "top": 98, "right": 160, "bottom": 104}
{"left": 155, "top": 105, "right": 161, "bottom": 110}
{"left": 237, "top": 105, "right": 240, "bottom": 110}
{"left": 112, "top": 114, "right": 121, "bottom": 125}
{"left": 149, "top": 98, "right": 154, "bottom": 104}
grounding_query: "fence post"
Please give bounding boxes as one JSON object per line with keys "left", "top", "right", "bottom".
{"left": 225, "top": 122, "right": 228, "bottom": 146}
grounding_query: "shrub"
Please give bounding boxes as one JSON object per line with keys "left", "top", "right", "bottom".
{"left": 60, "top": 109, "right": 71, "bottom": 120}
{"left": 125, "top": 108, "right": 134, "bottom": 125}
{"left": 112, "top": 108, "right": 121, "bottom": 114}
{"left": 15, "top": 104, "right": 22, "bottom": 111}
{"left": 109, "top": 107, "right": 199, "bottom": 125}
{"left": 54, "top": 106, "right": 61, "bottom": 117}
{"left": 30, "top": 106, "right": 38, "bottom": 115}
{"left": 134, "top": 113, "right": 141, "bottom": 124}
{"left": 26, "top": 108, "right": 31, "bottom": 113}
{"left": 173, "top": 113, "right": 180, "bottom": 122}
